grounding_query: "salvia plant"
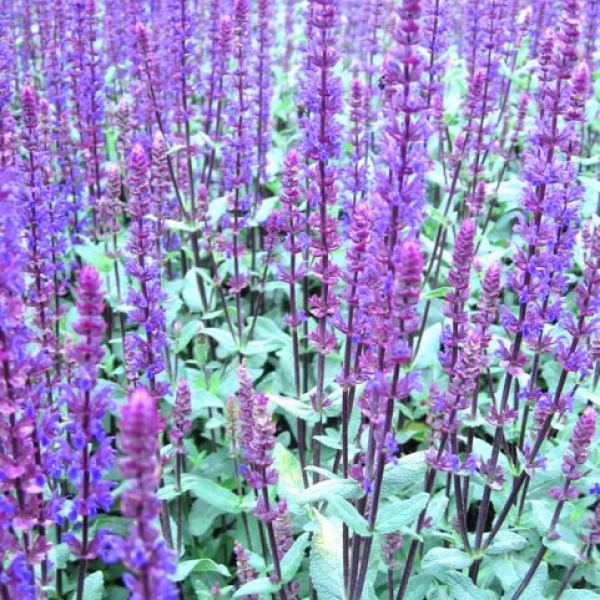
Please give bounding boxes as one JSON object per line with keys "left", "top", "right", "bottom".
{"left": 2, "top": 1, "right": 600, "bottom": 600}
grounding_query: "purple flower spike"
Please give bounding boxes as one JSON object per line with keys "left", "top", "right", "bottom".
{"left": 110, "top": 387, "right": 177, "bottom": 600}
{"left": 561, "top": 406, "right": 596, "bottom": 482}
{"left": 171, "top": 380, "right": 192, "bottom": 454}
{"left": 124, "top": 143, "right": 169, "bottom": 400}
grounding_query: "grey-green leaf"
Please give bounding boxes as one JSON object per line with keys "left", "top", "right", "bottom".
{"left": 377, "top": 493, "right": 429, "bottom": 534}
{"left": 280, "top": 532, "right": 310, "bottom": 582}
{"left": 300, "top": 478, "right": 364, "bottom": 504}
{"left": 486, "top": 531, "right": 528, "bottom": 555}
{"left": 233, "top": 577, "right": 281, "bottom": 598}
{"left": 309, "top": 513, "right": 344, "bottom": 600}
{"left": 174, "top": 560, "right": 201, "bottom": 582}
{"left": 327, "top": 496, "right": 371, "bottom": 537}
{"left": 183, "top": 475, "right": 241, "bottom": 513}
{"left": 440, "top": 572, "right": 496, "bottom": 600}
{"left": 381, "top": 452, "right": 428, "bottom": 498}
{"left": 79, "top": 571, "right": 104, "bottom": 600}
{"left": 422, "top": 548, "right": 473, "bottom": 572}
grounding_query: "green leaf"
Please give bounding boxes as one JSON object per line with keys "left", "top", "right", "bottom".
{"left": 377, "top": 493, "right": 429, "bottom": 534}
{"left": 241, "top": 338, "right": 286, "bottom": 356}
{"left": 177, "top": 320, "right": 202, "bottom": 352}
{"left": 381, "top": 451, "right": 428, "bottom": 498}
{"left": 165, "top": 218, "right": 199, "bottom": 233}
{"left": 327, "top": 496, "right": 371, "bottom": 536}
{"left": 273, "top": 443, "right": 305, "bottom": 507}
{"left": 49, "top": 543, "right": 71, "bottom": 569}
{"left": 440, "top": 572, "right": 495, "bottom": 600}
{"left": 404, "top": 574, "right": 434, "bottom": 600}
{"left": 157, "top": 484, "right": 182, "bottom": 501}
{"left": 413, "top": 324, "right": 441, "bottom": 370}
{"left": 503, "top": 562, "right": 548, "bottom": 600}
{"left": 189, "top": 498, "right": 223, "bottom": 537}
{"left": 545, "top": 538, "right": 580, "bottom": 560}
{"left": 425, "top": 286, "right": 451, "bottom": 300}
{"left": 195, "top": 558, "right": 230, "bottom": 577}
{"left": 74, "top": 245, "right": 114, "bottom": 273}
{"left": 253, "top": 196, "right": 278, "bottom": 224}
{"left": 280, "top": 532, "right": 310, "bottom": 582}
{"left": 561, "top": 592, "right": 600, "bottom": 600}
{"left": 77, "top": 571, "right": 104, "bottom": 600}
{"left": 422, "top": 548, "right": 473, "bottom": 572}
{"left": 174, "top": 560, "right": 201, "bottom": 582}
{"left": 267, "top": 394, "right": 319, "bottom": 423}
{"left": 201, "top": 327, "right": 237, "bottom": 353}
{"left": 233, "top": 577, "right": 280, "bottom": 598}
{"left": 183, "top": 474, "right": 241, "bottom": 513}
{"left": 300, "top": 478, "right": 364, "bottom": 504}
{"left": 209, "top": 195, "right": 229, "bottom": 225}
{"left": 309, "top": 513, "right": 344, "bottom": 600}
{"left": 486, "top": 531, "right": 527, "bottom": 555}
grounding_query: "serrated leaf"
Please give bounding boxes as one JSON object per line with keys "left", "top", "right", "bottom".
{"left": 300, "top": 478, "right": 364, "bottom": 504}
{"left": 327, "top": 495, "right": 371, "bottom": 536}
{"left": 377, "top": 493, "right": 429, "bottom": 534}
{"left": 309, "top": 513, "right": 344, "bottom": 600}
{"left": 487, "top": 531, "right": 527, "bottom": 555}
{"left": 280, "top": 532, "right": 310, "bottom": 582}
{"left": 422, "top": 548, "right": 473, "bottom": 572}
{"left": 233, "top": 577, "right": 280, "bottom": 598}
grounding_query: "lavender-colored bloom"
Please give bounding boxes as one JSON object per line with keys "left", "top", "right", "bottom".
{"left": 108, "top": 387, "right": 177, "bottom": 600}
{"left": 300, "top": 0, "right": 344, "bottom": 360}
{"left": 440, "top": 219, "right": 476, "bottom": 373}
{"left": 254, "top": 0, "right": 275, "bottom": 199}
{"left": 0, "top": 172, "right": 42, "bottom": 596}
{"left": 62, "top": 266, "right": 114, "bottom": 592}
{"left": 375, "top": 0, "right": 431, "bottom": 231}
{"left": 124, "top": 143, "right": 169, "bottom": 400}
{"left": 560, "top": 406, "right": 596, "bottom": 483}
{"left": 20, "top": 85, "right": 57, "bottom": 354}
{"left": 171, "top": 380, "right": 192, "bottom": 454}
{"left": 233, "top": 541, "right": 258, "bottom": 600}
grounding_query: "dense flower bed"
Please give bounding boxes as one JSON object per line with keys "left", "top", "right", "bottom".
{"left": 1, "top": 1, "right": 600, "bottom": 599}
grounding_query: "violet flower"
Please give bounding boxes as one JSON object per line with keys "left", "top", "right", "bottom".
{"left": 108, "top": 387, "right": 177, "bottom": 600}
{"left": 234, "top": 541, "right": 258, "bottom": 600}
{"left": 0, "top": 171, "right": 41, "bottom": 598}
{"left": 171, "top": 379, "right": 192, "bottom": 455}
{"left": 124, "top": 143, "right": 169, "bottom": 400}
{"left": 62, "top": 266, "right": 114, "bottom": 600}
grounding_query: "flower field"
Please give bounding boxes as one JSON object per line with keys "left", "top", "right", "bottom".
{"left": 2, "top": 1, "right": 600, "bottom": 599}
